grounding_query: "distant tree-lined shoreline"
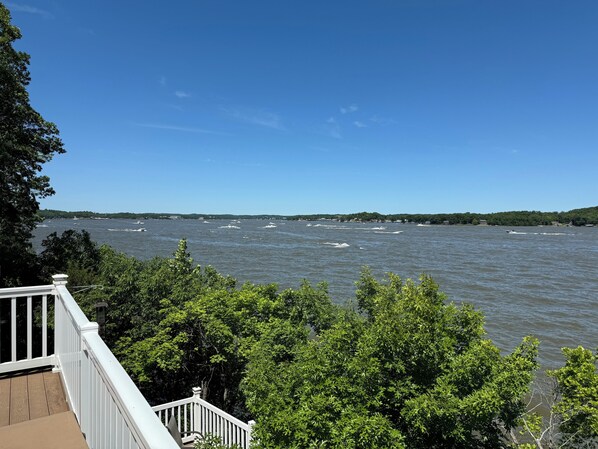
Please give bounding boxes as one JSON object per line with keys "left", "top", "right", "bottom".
{"left": 40, "top": 206, "right": 598, "bottom": 227}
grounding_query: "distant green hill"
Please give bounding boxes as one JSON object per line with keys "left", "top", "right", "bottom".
{"left": 291, "top": 207, "right": 598, "bottom": 226}
{"left": 39, "top": 206, "right": 598, "bottom": 226}
{"left": 39, "top": 209, "right": 286, "bottom": 221}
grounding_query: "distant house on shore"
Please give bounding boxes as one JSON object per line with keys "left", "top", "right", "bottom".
{"left": 479, "top": 219, "right": 488, "bottom": 226}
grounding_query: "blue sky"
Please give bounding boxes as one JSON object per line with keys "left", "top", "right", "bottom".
{"left": 7, "top": 0, "right": 598, "bottom": 214}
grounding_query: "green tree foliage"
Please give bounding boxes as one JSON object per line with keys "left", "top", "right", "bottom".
{"left": 550, "top": 347, "right": 598, "bottom": 447}
{"left": 507, "top": 347, "right": 597, "bottom": 449}
{"left": 38, "top": 230, "right": 101, "bottom": 285}
{"left": 290, "top": 207, "right": 598, "bottom": 226}
{"left": 116, "top": 249, "right": 335, "bottom": 415}
{"left": 242, "top": 269, "right": 539, "bottom": 449}
{"left": 0, "top": 4, "right": 65, "bottom": 286}
{"left": 69, "top": 239, "right": 335, "bottom": 417}
{"left": 194, "top": 434, "right": 243, "bottom": 449}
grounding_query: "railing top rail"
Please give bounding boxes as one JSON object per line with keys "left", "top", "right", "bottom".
{"left": 197, "top": 397, "right": 250, "bottom": 430}
{"left": 0, "top": 284, "right": 54, "bottom": 299}
{"left": 83, "top": 331, "right": 179, "bottom": 449}
{"left": 151, "top": 397, "right": 195, "bottom": 411}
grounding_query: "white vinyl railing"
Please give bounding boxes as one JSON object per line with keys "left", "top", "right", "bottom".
{"left": 0, "top": 275, "right": 179, "bottom": 449}
{"left": 0, "top": 284, "right": 54, "bottom": 373}
{"left": 153, "top": 388, "right": 255, "bottom": 448}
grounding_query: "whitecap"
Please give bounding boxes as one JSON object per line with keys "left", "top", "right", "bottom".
{"left": 322, "top": 242, "right": 350, "bottom": 248}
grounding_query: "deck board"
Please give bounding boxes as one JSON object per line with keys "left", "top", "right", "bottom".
{"left": 27, "top": 372, "right": 49, "bottom": 420}
{"left": 9, "top": 375, "right": 29, "bottom": 425}
{"left": 0, "top": 378, "right": 9, "bottom": 426}
{"left": 0, "top": 411, "right": 88, "bottom": 449}
{"left": 43, "top": 371, "right": 68, "bottom": 414}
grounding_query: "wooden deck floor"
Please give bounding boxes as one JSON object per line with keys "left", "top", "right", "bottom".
{"left": 0, "top": 370, "right": 68, "bottom": 427}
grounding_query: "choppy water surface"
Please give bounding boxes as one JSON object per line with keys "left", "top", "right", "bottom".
{"left": 33, "top": 219, "right": 597, "bottom": 370}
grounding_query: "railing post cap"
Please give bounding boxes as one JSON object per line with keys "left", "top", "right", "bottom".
{"left": 81, "top": 322, "right": 100, "bottom": 333}
{"left": 248, "top": 419, "right": 256, "bottom": 426}
{"left": 192, "top": 386, "right": 202, "bottom": 397}
{"left": 52, "top": 274, "right": 69, "bottom": 285}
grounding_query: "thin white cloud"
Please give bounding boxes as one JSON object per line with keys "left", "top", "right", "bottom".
{"left": 353, "top": 121, "right": 367, "bottom": 128}
{"left": 6, "top": 2, "right": 53, "bottom": 18}
{"left": 369, "top": 115, "right": 397, "bottom": 125}
{"left": 159, "top": 76, "right": 166, "bottom": 86}
{"left": 340, "top": 104, "right": 358, "bottom": 114}
{"left": 135, "top": 123, "right": 225, "bottom": 135}
{"left": 175, "top": 90, "right": 190, "bottom": 98}
{"left": 221, "top": 106, "right": 284, "bottom": 130}
{"left": 326, "top": 117, "right": 336, "bottom": 124}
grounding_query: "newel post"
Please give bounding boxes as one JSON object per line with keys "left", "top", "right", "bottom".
{"left": 80, "top": 321, "right": 99, "bottom": 437}
{"left": 192, "top": 387, "right": 202, "bottom": 435}
{"left": 247, "top": 420, "right": 256, "bottom": 447}
{"left": 192, "top": 386, "right": 202, "bottom": 399}
{"left": 52, "top": 274, "right": 68, "bottom": 373}
{"left": 52, "top": 273, "right": 69, "bottom": 286}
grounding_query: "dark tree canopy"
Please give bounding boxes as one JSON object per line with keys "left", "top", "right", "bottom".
{"left": 0, "top": 3, "right": 64, "bottom": 286}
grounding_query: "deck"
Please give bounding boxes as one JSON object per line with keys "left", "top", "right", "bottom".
{"left": 0, "top": 369, "right": 87, "bottom": 449}
{"left": 0, "top": 278, "right": 239, "bottom": 449}
{"left": 0, "top": 370, "right": 68, "bottom": 427}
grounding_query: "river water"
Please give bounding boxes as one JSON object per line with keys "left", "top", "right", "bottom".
{"left": 33, "top": 219, "right": 597, "bottom": 370}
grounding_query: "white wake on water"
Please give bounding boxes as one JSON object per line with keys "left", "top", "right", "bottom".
{"left": 322, "top": 242, "right": 350, "bottom": 248}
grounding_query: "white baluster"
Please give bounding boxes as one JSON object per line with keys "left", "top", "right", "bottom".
{"left": 42, "top": 294, "right": 47, "bottom": 357}
{"left": 11, "top": 297, "right": 16, "bottom": 362}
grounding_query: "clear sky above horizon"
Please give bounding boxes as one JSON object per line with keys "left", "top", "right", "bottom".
{"left": 7, "top": 0, "right": 598, "bottom": 215}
